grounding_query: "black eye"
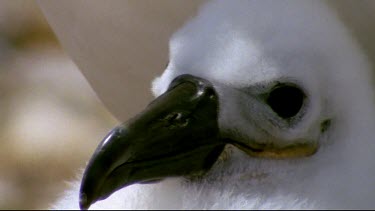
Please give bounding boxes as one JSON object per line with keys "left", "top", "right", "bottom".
{"left": 266, "top": 84, "right": 305, "bottom": 119}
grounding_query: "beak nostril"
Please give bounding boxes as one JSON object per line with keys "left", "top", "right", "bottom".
{"left": 165, "top": 112, "right": 189, "bottom": 128}
{"left": 206, "top": 88, "right": 216, "bottom": 100}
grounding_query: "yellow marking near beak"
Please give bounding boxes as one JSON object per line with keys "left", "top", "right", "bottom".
{"left": 231, "top": 141, "right": 318, "bottom": 159}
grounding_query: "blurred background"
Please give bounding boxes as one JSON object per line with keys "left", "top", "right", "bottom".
{"left": 0, "top": 0, "right": 117, "bottom": 209}
{"left": 0, "top": 0, "right": 375, "bottom": 209}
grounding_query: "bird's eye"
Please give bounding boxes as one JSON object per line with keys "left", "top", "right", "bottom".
{"left": 266, "top": 84, "right": 305, "bottom": 119}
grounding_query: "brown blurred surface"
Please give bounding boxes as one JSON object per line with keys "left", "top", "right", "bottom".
{"left": 329, "top": 0, "right": 375, "bottom": 70}
{"left": 38, "top": 0, "right": 205, "bottom": 122}
{"left": 0, "top": 0, "right": 117, "bottom": 209}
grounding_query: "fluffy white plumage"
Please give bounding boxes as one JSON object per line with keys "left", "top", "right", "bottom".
{"left": 53, "top": 0, "right": 375, "bottom": 209}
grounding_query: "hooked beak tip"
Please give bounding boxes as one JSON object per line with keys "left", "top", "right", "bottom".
{"left": 79, "top": 192, "right": 90, "bottom": 210}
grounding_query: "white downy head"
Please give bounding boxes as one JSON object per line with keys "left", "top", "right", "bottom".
{"left": 151, "top": 0, "right": 375, "bottom": 209}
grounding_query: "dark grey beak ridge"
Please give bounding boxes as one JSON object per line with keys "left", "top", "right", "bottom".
{"left": 79, "top": 74, "right": 225, "bottom": 209}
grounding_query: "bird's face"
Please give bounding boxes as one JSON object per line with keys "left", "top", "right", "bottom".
{"left": 153, "top": 60, "right": 325, "bottom": 160}
{"left": 152, "top": 0, "right": 336, "bottom": 159}
{"left": 78, "top": 0, "right": 372, "bottom": 209}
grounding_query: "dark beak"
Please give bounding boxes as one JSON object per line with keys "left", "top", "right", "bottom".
{"left": 79, "top": 74, "right": 226, "bottom": 209}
